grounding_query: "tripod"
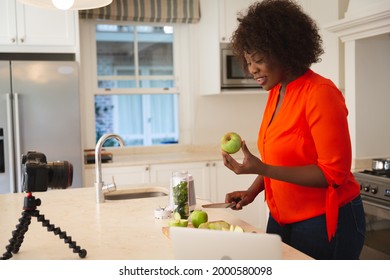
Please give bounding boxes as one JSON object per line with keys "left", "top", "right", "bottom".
{"left": 1, "top": 192, "right": 87, "bottom": 260}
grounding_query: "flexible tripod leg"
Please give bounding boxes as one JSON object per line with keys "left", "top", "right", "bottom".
{"left": 30, "top": 209, "right": 87, "bottom": 258}
{"left": 1, "top": 211, "right": 32, "bottom": 260}
{"left": 1, "top": 194, "right": 87, "bottom": 260}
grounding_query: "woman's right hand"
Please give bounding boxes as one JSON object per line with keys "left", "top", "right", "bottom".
{"left": 225, "top": 190, "right": 257, "bottom": 210}
{"left": 222, "top": 141, "right": 265, "bottom": 175}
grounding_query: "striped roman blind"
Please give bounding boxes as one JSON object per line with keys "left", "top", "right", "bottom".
{"left": 79, "top": 0, "right": 201, "bottom": 23}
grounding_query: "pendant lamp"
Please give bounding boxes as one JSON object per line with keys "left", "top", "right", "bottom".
{"left": 17, "top": 0, "right": 112, "bottom": 10}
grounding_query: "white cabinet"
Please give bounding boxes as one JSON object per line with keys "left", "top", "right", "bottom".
{"left": 197, "top": 0, "right": 258, "bottom": 95}
{"left": 0, "top": 0, "right": 78, "bottom": 53}
{"left": 212, "top": 160, "right": 267, "bottom": 230}
{"left": 84, "top": 165, "right": 150, "bottom": 189}
{"left": 197, "top": 0, "right": 220, "bottom": 95}
{"left": 218, "top": 0, "right": 254, "bottom": 43}
{"left": 150, "top": 161, "right": 213, "bottom": 200}
{"left": 0, "top": 0, "right": 17, "bottom": 45}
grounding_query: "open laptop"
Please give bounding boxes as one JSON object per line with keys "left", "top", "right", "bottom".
{"left": 170, "top": 227, "right": 282, "bottom": 260}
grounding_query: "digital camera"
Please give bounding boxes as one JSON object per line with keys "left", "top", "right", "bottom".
{"left": 21, "top": 151, "right": 73, "bottom": 192}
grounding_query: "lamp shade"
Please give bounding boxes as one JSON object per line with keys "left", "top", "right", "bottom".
{"left": 52, "top": 0, "right": 75, "bottom": 10}
{"left": 17, "top": 0, "right": 113, "bottom": 10}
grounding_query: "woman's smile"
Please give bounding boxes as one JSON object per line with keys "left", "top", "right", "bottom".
{"left": 254, "top": 76, "right": 267, "bottom": 86}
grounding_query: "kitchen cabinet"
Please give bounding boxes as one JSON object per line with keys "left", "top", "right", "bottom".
{"left": 0, "top": 0, "right": 78, "bottom": 53}
{"left": 150, "top": 161, "right": 213, "bottom": 200}
{"left": 212, "top": 160, "right": 267, "bottom": 230}
{"left": 197, "top": 0, "right": 220, "bottom": 95}
{"left": 83, "top": 165, "right": 150, "bottom": 189}
{"left": 218, "top": 0, "right": 254, "bottom": 43}
{"left": 197, "top": 0, "right": 262, "bottom": 95}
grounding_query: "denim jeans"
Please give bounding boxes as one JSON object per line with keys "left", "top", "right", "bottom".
{"left": 266, "top": 195, "right": 366, "bottom": 260}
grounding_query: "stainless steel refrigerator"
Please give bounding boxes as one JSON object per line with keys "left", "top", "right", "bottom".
{"left": 0, "top": 60, "right": 83, "bottom": 194}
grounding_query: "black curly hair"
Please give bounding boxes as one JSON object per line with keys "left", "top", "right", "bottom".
{"left": 231, "top": 0, "right": 324, "bottom": 76}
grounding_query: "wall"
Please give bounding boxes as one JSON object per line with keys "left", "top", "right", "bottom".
{"left": 325, "top": 0, "right": 390, "bottom": 164}
{"left": 191, "top": 93, "right": 267, "bottom": 146}
{"left": 355, "top": 33, "right": 390, "bottom": 158}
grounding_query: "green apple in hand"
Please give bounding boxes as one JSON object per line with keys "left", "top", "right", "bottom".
{"left": 220, "top": 132, "right": 242, "bottom": 154}
{"left": 190, "top": 210, "right": 208, "bottom": 228}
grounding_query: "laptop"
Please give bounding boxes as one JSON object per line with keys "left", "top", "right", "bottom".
{"left": 170, "top": 227, "right": 282, "bottom": 260}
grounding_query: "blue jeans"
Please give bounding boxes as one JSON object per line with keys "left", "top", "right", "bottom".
{"left": 266, "top": 195, "right": 366, "bottom": 260}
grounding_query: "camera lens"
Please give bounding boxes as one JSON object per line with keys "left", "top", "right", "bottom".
{"left": 47, "top": 161, "right": 73, "bottom": 189}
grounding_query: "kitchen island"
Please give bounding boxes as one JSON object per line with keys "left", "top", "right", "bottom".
{"left": 0, "top": 187, "right": 311, "bottom": 260}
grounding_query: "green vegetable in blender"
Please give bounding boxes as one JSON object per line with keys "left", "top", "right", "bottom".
{"left": 172, "top": 181, "right": 189, "bottom": 219}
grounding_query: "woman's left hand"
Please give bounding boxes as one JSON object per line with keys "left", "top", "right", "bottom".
{"left": 222, "top": 140, "right": 265, "bottom": 175}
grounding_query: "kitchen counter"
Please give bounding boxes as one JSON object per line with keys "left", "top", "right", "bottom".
{"left": 0, "top": 187, "right": 312, "bottom": 260}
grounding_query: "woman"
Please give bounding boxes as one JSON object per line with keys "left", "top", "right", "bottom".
{"left": 222, "top": 0, "right": 365, "bottom": 260}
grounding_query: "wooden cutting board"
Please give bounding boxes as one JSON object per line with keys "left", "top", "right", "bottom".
{"left": 162, "top": 224, "right": 194, "bottom": 239}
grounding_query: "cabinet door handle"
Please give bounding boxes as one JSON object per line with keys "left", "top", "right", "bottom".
{"left": 11, "top": 38, "right": 16, "bottom": 43}
{"left": 212, "top": 163, "right": 216, "bottom": 167}
{"left": 206, "top": 163, "right": 210, "bottom": 167}
{"left": 145, "top": 166, "right": 149, "bottom": 171}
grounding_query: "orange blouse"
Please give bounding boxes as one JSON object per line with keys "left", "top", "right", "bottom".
{"left": 257, "top": 70, "right": 360, "bottom": 241}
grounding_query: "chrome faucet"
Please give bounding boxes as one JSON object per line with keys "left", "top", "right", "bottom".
{"left": 95, "top": 133, "right": 125, "bottom": 203}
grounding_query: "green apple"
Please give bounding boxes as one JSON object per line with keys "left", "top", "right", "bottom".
{"left": 173, "top": 212, "right": 181, "bottom": 221}
{"left": 168, "top": 219, "right": 180, "bottom": 227}
{"left": 220, "top": 132, "right": 242, "bottom": 154}
{"left": 197, "top": 220, "right": 244, "bottom": 232}
{"left": 168, "top": 218, "right": 188, "bottom": 227}
{"left": 169, "top": 212, "right": 189, "bottom": 227}
{"left": 208, "top": 221, "right": 230, "bottom": 230}
{"left": 179, "top": 219, "right": 189, "bottom": 227}
{"left": 229, "top": 224, "right": 244, "bottom": 232}
{"left": 198, "top": 222, "right": 209, "bottom": 229}
{"left": 190, "top": 210, "right": 208, "bottom": 228}
{"left": 233, "top": 225, "right": 244, "bottom": 232}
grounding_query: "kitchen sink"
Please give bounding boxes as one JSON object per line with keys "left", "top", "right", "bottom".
{"left": 104, "top": 186, "right": 168, "bottom": 200}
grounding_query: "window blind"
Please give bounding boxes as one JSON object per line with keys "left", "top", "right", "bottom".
{"left": 79, "top": 0, "right": 201, "bottom": 23}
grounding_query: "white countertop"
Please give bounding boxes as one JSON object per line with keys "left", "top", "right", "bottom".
{"left": 0, "top": 187, "right": 312, "bottom": 260}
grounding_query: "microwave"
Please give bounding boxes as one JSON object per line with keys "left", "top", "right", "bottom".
{"left": 220, "top": 43, "right": 259, "bottom": 89}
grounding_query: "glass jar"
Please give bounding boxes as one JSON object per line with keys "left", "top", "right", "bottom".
{"left": 170, "top": 170, "right": 190, "bottom": 219}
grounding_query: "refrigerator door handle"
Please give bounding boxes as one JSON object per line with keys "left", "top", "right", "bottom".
{"left": 6, "top": 93, "right": 16, "bottom": 192}
{"left": 0, "top": 128, "right": 4, "bottom": 173}
{"left": 13, "top": 93, "right": 22, "bottom": 192}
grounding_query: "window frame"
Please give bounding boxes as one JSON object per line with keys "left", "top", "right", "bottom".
{"left": 94, "top": 22, "right": 179, "bottom": 95}
{"left": 79, "top": 19, "right": 193, "bottom": 149}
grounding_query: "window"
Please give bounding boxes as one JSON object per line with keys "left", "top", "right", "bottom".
{"left": 94, "top": 24, "right": 179, "bottom": 147}
{"left": 95, "top": 94, "right": 178, "bottom": 146}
